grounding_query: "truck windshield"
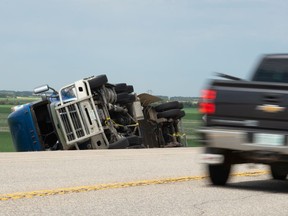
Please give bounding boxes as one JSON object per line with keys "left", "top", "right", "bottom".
{"left": 252, "top": 58, "right": 288, "bottom": 83}
{"left": 60, "top": 86, "right": 76, "bottom": 101}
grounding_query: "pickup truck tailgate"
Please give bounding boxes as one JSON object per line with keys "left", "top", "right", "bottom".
{"left": 206, "top": 80, "right": 288, "bottom": 130}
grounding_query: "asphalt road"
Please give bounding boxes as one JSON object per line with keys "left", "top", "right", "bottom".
{"left": 0, "top": 147, "right": 287, "bottom": 216}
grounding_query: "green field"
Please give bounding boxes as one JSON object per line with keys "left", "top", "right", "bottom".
{"left": 0, "top": 132, "right": 15, "bottom": 152}
{"left": 0, "top": 104, "right": 13, "bottom": 151}
{"left": 183, "top": 108, "right": 202, "bottom": 121}
{"left": 0, "top": 97, "right": 38, "bottom": 105}
{"left": 0, "top": 104, "right": 13, "bottom": 113}
{"left": 0, "top": 104, "right": 202, "bottom": 151}
{"left": 182, "top": 108, "right": 202, "bottom": 147}
{"left": 0, "top": 105, "right": 12, "bottom": 130}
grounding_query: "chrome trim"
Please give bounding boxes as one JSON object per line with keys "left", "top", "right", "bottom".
{"left": 199, "top": 128, "right": 288, "bottom": 154}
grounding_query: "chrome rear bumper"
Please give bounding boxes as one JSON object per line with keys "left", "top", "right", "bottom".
{"left": 199, "top": 128, "right": 288, "bottom": 154}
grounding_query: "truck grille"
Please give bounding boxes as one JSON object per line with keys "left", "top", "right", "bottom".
{"left": 55, "top": 98, "right": 104, "bottom": 145}
{"left": 58, "top": 104, "right": 86, "bottom": 141}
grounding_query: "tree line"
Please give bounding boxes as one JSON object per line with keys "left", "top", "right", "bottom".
{"left": 0, "top": 91, "right": 200, "bottom": 107}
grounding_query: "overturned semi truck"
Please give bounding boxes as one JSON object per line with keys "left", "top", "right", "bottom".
{"left": 8, "top": 75, "right": 186, "bottom": 151}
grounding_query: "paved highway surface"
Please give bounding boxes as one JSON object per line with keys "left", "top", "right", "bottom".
{"left": 0, "top": 147, "right": 287, "bottom": 216}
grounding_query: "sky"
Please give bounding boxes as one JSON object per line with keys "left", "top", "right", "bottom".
{"left": 1, "top": 0, "right": 288, "bottom": 97}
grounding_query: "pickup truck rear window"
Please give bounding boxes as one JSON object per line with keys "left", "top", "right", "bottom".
{"left": 252, "top": 58, "right": 288, "bottom": 83}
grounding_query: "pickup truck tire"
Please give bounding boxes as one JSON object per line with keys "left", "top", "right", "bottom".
{"left": 89, "top": 75, "right": 108, "bottom": 90}
{"left": 206, "top": 148, "right": 231, "bottom": 186}
{"left": 155, "top": 101, "right": 183, "bottom": 112}
{"left": 270, "top": 164, "right": 287, "bottom": 180}
{"left": 208, "top": 164, "right": 231, "bottom": 186}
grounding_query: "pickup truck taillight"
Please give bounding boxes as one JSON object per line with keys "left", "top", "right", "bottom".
{"left": 199, "top": 90, "right": 216, "bottom": 114}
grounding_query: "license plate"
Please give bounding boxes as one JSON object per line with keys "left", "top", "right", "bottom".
{"left": 254, "top": 133, "right": 284, "bottom": 146}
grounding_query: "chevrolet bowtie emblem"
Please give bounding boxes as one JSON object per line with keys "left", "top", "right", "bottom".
{"left": 256, "top": 104, "right": 286, "bottom": 113}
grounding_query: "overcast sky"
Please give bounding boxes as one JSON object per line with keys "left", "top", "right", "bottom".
{"left": 1, "top": 0, "right": 288, "bottom": 97}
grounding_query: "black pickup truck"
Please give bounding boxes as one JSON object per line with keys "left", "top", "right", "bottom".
{"left": 199, "top": 54, "right": 288, "bottom": 185}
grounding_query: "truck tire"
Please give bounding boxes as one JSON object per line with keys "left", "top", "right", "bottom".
{"left": 117, "top": 93, "right": 136, "bottom": 104}
{"left": 115, "top": 83, "right": 127, "bottom": 93}
{"left": 270, "top": 164, "right": 287, "bottom": 180}
{"left": 127, "top": 135, "right": 143, "bottom": 146}
{"left": 115, "top": 83, "right": 134, "bottom": 94}
{"left": 89, "top": 75, "right": 108, "bottom": 90}
{"left": 128, "top": 144, "right": 145, "bottom": 149}
{"left": 157, "top": 109, "right": 185, "bottom": 119}
{"left": 108, "top": 138, "right": 129, "bottom": 149}
{"left": 177, "top": 110, "right": 185, "bottom": 119}
{"left": 126, "top": 85, "right": 134, "bottom": 93}
{"left": 206, "top": 148, "right": 231, "bottom": 186}
{"left": 155, "top": 101, "right": 183, "bottom": 112}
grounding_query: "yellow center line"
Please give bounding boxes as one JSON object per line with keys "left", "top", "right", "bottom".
{"left": 0, "top": 170, "right": 269, "bottom": 201}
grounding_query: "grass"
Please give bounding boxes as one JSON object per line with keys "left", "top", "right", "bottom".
{"left": 0, "top": 105, "right": 14, "bottom": 151}
{"left": 182, "top": 107, "right": 202, "bottom": 147}
{"left": 0, "top": 105, "right": 13, "bottom": 130}
{"left": 183, "top": 107, "right": 202, "bottom": 121}
{"left": 0, "top": 105, "right": 13, "bottom": 114}
{"left": 186, "top": 139, "right": 201, "bottom": 147}
{"left": 0, "top": 97, "right": 38, "bottom": 104}
{"left": 0, "top": 132, "right": 15, "bottom": 152}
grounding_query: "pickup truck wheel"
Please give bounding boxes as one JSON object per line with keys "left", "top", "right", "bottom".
{"left": 208, "top": 163, "right": 231, "bottom": 186}
{"left": 206, "top": 147, "right": 231, "bottom": 186}
{"left": 270, "top": 164, "right": 287, "bottom": 180}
